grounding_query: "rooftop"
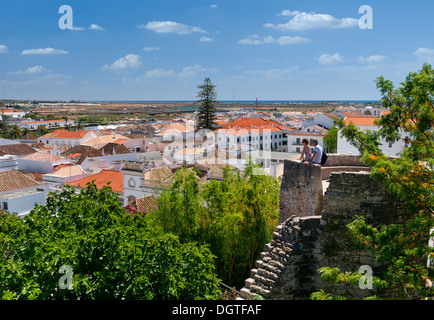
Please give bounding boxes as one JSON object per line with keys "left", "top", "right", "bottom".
{"left": 0, "top": 170, "right": 44, "bottom": 193}
{"left": 67, "top": 169, "right": 123, "bottom": 194}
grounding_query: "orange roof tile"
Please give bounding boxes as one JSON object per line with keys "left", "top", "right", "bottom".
{"left": 344, "top": 117, "right": 380, "bottom": 126}
{"left": 67, "top": 169, "right": 123, "bottom": 193}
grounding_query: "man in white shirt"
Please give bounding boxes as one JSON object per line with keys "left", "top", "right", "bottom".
{"left": 309, "top": 139, "right": 323, "bottom": 165}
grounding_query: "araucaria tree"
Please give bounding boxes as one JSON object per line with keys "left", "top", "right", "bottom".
{"left": 196, "top": 77, "right": 218, "bottom": 131}
{"left": 313, "top": 63, "right": 434, "bottom": 300}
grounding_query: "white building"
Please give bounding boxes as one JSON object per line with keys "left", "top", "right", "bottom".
{"left": 0, "top": 170, "right": 51, "bottom": 218}
{"left": 20, "top": 119, "right": 75, "bottom": 130}
{"left": 337, "top": 117, "right": 407, "bottom": 156}
{"left": 38, "top": 130, "right": 98, "bottom": 147}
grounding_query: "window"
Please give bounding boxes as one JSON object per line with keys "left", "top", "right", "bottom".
{"left": 279, "top": 134, "right": 282, "bottom": 138}
{"left": 296, "top": 147, "right": 300, "bottom": 153}
{"left": 237, "top": 138, "right": 240, "bottom": 143}
{"left": 389, "top": 142, "right": 392, "bottom": 148}
{"left": 3, "top": 202, "right": 8, "bottom": 211}
{"left": 296, "top": 138, "right": 300, "bottom": 145}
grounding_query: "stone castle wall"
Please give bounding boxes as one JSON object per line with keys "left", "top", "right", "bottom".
{"left": 240, "top": 160, "right": 408, "bottom": 300}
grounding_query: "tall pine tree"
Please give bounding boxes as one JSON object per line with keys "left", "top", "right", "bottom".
{"left": 196, "top": 77, "right": 218, "bottom": 131}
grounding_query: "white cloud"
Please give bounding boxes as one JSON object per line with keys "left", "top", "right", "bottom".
{"left": 318, "top": 53, "right": 344, "bottom": 65}
{"left": 143, "top": 46, "right": 160, "bottom": 52}
{"left": 238, "top": 35, "right": 310, "bottom": 45}
{"left": 22, "top": 47, "right": 68, "bottom": 55}
{"left": 357, "top": 55, "right": 387, "bottom": 64}
{"left": 144, "top": 68, "right": 176, "bottom": 78}
{"left": 277, "top": 10, "right": 301, "bottom": 17}
{"left": 7, "top": 65, "right": 51, "bottom": 76}
{"left": 179, "top": 65, "right": 211, "bottom": 77}
{"left": 139, "top": 21, "right": 207, "bottom": 34}
{"left": 264, "top": 11, "right": 359, "bottom": 31}
{"left": 414, "top": 47, "right": 434, "bottom": 57}
{"left": 199, "top": 36, "right": 214, "bottom": 42}
{"left": 0, "top": 45, "right": 9, "bottom": 53}
{"left": 90, "top": 24, "right": 105, "bottom": 31}
{"left": 70, "top": 26, "right": 85, "bottom": 31}
{"left": 102, "top": 54, "right": 143, "bottom": 71}
{"left": 210, "top": 4, "right": 218, "bottom": 9}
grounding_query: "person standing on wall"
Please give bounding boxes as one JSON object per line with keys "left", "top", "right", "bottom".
{"left": 308, "top": 139, "right": 323, "bottom": 166}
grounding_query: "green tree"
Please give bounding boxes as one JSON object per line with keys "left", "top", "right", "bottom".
{"left": 0, "top": 183, "right": 221, "bottom": 300}
{"left": 37, "top": 125, "right": 49, "bottom": 136}
{"left": 324, "top": 125, "right": 338, "bottom": 153}
{"left": 8, "top": 125, "right": 22, "bottom": 140}
{"left": 150, "top": 162, "right": 280, "bottom": 288}
{"left": 314, "top": 63, "right": 434, "bottom": 300}
{"left": 196, "top": 77, "right": 218, "bottom": 131}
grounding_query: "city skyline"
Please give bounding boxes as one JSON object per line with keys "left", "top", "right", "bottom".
{"left": 1, "top": 0, "right": 434, "bottom": 101}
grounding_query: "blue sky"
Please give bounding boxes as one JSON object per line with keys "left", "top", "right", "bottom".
{"left": 1, "top": 0, "right": 434, "bottom": 101}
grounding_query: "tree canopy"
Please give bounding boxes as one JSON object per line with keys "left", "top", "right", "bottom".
{"left": 0, "top": 183, "right": 221, "bottom": 300}
{"left": 195, "top": 77, "right": 218, "bottom": 131}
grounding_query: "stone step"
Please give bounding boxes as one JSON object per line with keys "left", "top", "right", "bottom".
{"left": 245, "top": 278, "right": 255, "bottom": 288}
{"left": 239, "top": 288, "right": 251, "bottom": 300}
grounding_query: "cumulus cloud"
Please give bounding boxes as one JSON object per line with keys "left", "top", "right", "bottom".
{"left": 210, "top": 4, "right": 218, "bottom": 9}
{"left": 199, "top": 36, "right": 214, "bottom": 42}
{"left": 90, "top": 24, "right": 105, "bottom": 31}
{"left": 22, "top": 47, "right": 68, "bottom": 55}
{"left": 318, "top": 53, "right": 344, "bottom": 65}
{"left": 264, "top": 11, "right": 359, "bottom": 31}
{"left": 139, "top": 21, "right": 207, "bottom": 34}
{"left": 414, "top": 47, "right": 434, "bottom": 57}
{"left": 7, "top": 65, "right": 51, "bottom": 76}
{"left": 0, "top": 45, "right": 9, "bottom": 53}
{"left": 238, "top": 35, "right": 310, "bottom": 45}
{"left": 102, "top": 54, "right": 143, "bottom": 71}
{"left": 143, "top": 46, "right": 160, "bottom": 52}
{"left": 357, "top": 55, "right": 387, "bottom": 64}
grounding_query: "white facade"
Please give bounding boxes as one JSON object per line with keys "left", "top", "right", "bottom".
{"left": 21, "top": 120, "right": 75, "bottom": 130}
{"left": 17, "top": 157, "right": 70, "bottom": 174}
{"left": 215, "top": 130, "right": 288, "bottom": 153}
{"left": 0, "top": 186, "right": 51, "bottom": 218}
{"left": 39, "top": 131, "right": 97, "bottom": 147}
{"left": 286, "top": 134, "right": 326, "bottom": 154}
{"left": 0, "top": 155, "right": 19, "bottom": 172}
{"left": 337, "top": 126, "right": 407, "bottom": 157}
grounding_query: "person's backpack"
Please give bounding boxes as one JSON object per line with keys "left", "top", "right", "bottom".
{"left": 321, "top": 150, "right": 328, "bottom": 165}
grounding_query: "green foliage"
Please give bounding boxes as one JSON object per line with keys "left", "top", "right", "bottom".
{"left": 149, "top": 161, "right": 280, "bottom": 288}
{"left": 0, "top": 184, "right": 221, "bottom": 300}
{"left": 324, "top": 125, "right": 338, "bottom": 153}
{"left": 319, "top": 64, "right": 434, "bottom": 300}
{"left": 196, "top": 77, "right": 218, "bottom": 131}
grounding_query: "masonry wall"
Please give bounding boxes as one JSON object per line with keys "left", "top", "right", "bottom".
{"left": 240, "top": 166, "right": 409, "bottom": 300}
{"left": 279, "top": 160, "right": 323, "bottom": 224}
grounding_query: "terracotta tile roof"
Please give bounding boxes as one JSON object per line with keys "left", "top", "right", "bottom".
{"left": 0, "top": 144, "right": 37, "bottom": 156}
{"left": 126, "top": 195, "right": 159, "bottom": 214}
{"left": 216, "top": 117, "right": 291, "bottom": 134}
{"left": 67, "top": 169, "right": 123, "bottom": 193}
{"left": 40, "top": 130, "right": 91, "bottom": 140}
{"left": 99, "top": 143, "right": 132, "bottom": 155}
{"left": 82, "top": 134, "right": 130, "bottom": 146}
{"left": 47, "top": 165, "right": 85, "bottom": 178}
{"left": 21, "top": 152, "right": 69, "bottom": 162}
{"left": 61, "top": 145, "right": 101, "bottom": 158}
{"left": 381, "top": 110, "right": 391, "bottom": 116}
{"left": 344, "top": 117, "right": 381, "bottom": 126}
{"left": 19, "top": 133, "right": 38, "bottom": 141}
{"left": 0, "top": 170, "right": 43, "bottom": 192}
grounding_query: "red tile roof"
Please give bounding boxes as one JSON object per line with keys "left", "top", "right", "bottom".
{"left": 344, "top": 117, "right": 380, "bottom": 126}
{"left": 67, "top": 169, "right": 123, "bottom": 194}
{"left": 216, "top": 117, "right": 291, "bottom": 134}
